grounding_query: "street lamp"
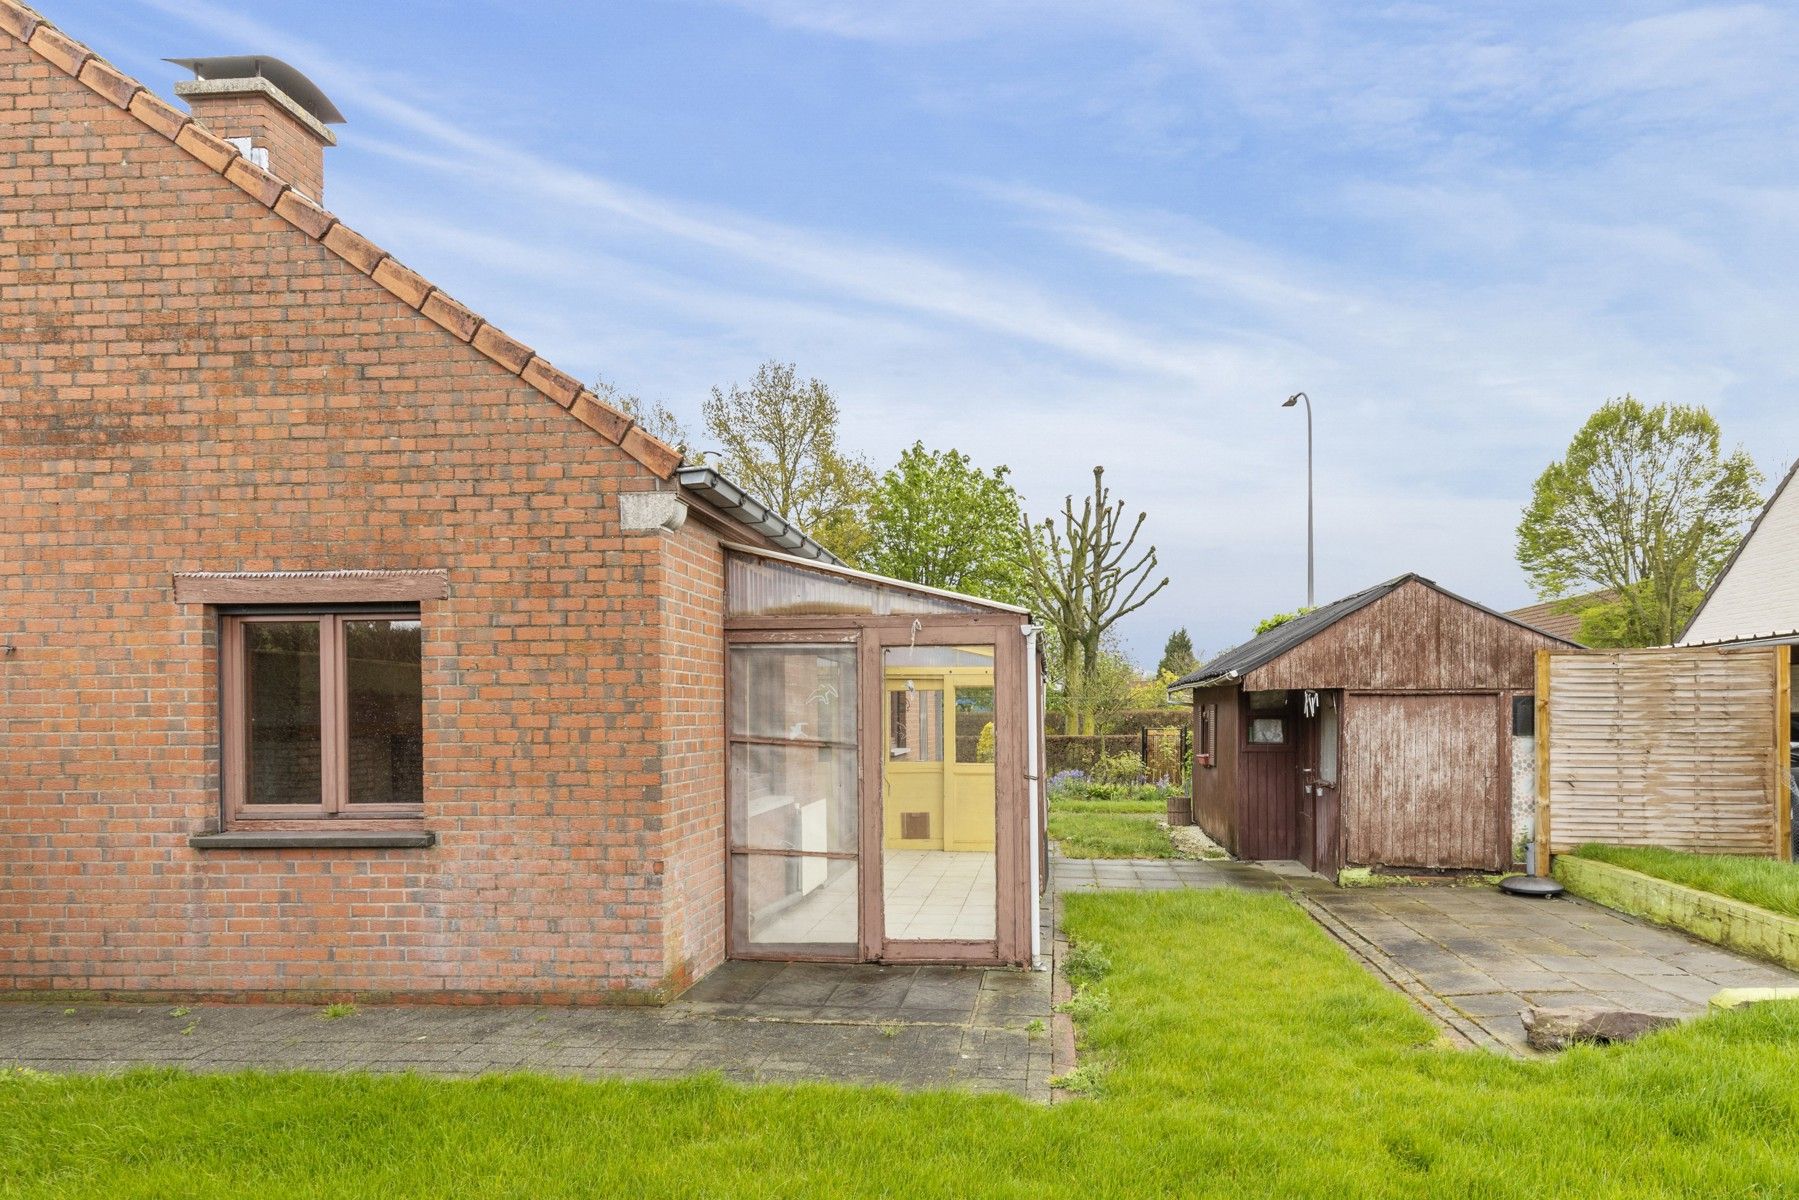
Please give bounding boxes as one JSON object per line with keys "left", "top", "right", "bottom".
{"left": 1282, "top": 392, "right": 1314, "bottom": 609}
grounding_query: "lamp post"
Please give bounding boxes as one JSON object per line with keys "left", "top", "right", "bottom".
{"left": 1282, "top": 392, "right": 1314, "bottom": 609}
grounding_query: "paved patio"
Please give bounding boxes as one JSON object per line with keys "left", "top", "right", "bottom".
{"left": 1052, "top": 852, "right": 1799, "bottom": 1055}
{"left": 0, "top": 960, "right": 1052, "bottom": 1099}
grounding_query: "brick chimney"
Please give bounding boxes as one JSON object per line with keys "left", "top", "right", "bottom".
{"left": 167, "top": 56, "right": 344, "bottom": 202}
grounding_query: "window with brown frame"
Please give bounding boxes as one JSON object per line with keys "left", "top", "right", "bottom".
{"left": 220, "top": 608, "right": 424, "bottom": 820}
{"left": 1195, "top": 703, "right": 1218, "bottom": 767}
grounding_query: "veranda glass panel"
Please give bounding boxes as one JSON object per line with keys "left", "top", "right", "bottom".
{"left": 245, "top": 621, "right": 322, "bottom": 806}
{"left": 728, "top": 644, "right": 861, "bottom": 953}
{"left": 728, "top": 742, "right": 859, "bottom": 852}
{"left": 733, "top": 854, "right": 859, "bottom": 949}
{"left": 344, "top": 618, "right": 424, "bottom": 806}
{"left": 727, "top": 645, "right": 855, "bottom": 743}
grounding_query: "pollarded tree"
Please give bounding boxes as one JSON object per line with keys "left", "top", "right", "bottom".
{"left": 862, "top": 441, "right": 1029, "bottom": 604}
{"left": 1516, "top": 396, "right": 1762, "bottom": 647}
{"left": 703, "top": 361, "right": 875, "bottom": 561}
{"left": 1024, "top": 466, "right": 1169, "bottom": 735}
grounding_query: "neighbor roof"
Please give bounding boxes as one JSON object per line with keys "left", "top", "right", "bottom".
{"left": 1169, "top": 573, "right": 1575, "bottom": 691}
{"left": 1504, "top": 590, "right": 1617, "bottom": 644}
{"left": 1678, "top": 456, "right": 1799, "bottom": 647}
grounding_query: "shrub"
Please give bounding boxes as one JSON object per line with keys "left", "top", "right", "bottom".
{"left": 1090, "top": 752, "right": 1145, "bottom": 786}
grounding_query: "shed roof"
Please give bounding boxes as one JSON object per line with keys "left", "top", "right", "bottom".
{"left": 1169, "top": 573, "right": 1574, "bottom": 691}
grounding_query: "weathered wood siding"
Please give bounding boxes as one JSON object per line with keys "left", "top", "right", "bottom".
{"left": 1189, "top": 685, "right": 1239, "bottom": 854}
{"left": 1341, "top": 693, "right": 1509, "bottom": 869}
{"left": 1544, "top": 646, "right": 1786, "bottom": 856}
{"left": 1245, "top": 579, "right": 1561, "bottom": 692}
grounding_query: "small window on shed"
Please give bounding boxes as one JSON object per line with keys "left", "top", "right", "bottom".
{"left": 1248, "top": 718, "right": 1285, "bottom": 745}
{"left": 1246, "top": 690, "right": 1287, "bottom": 713}
{"left": 1512, "top": 695, "right": 1535, "bottom": 737}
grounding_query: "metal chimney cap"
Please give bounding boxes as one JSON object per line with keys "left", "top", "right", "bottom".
{"left": 164, "top": 55, "right": 345, "bottom": 124}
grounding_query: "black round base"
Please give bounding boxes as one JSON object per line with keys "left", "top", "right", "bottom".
{"left": 1499, "top": 875, "right": 1565, "bottom": 898}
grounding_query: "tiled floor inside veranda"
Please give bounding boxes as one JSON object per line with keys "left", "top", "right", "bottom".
{"left": 754, "top": 849, "right": 997, "bottom": 943}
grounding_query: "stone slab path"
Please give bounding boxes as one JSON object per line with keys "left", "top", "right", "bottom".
{"left": 1052, "top": 853, "right": 1799, "bottom": 1055}
{"left": 0, "top": 960, "right": 1053, "bottom": 1100}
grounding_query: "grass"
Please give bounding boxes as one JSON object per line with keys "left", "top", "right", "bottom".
{"left": 1570, "top": 844, "right": 1799, "bottom": 919}
{"left": 6, "top": 891, "right": 1799, "bottom": 1197}
{"left": 1046, "top": 811, "right": 1175, "bottom": 859}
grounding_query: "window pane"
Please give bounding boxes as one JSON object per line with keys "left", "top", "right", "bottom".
{"left": 1318, "top": 702, "right": 1339, "bottom": 785}
{"left": 889, "top": 687, "right": 943, "bottom": 762}
{"left": 734, "top": 853, "right": 858, "bottom": 949}
{"left": 344, "top": 618, "right": 423, "bottom": 806}
{"left": 1249, "top": 718, "right": 1285, "bottom": 745}
{"left": 245, "top": 621, "right": 322, "bottom": 806}
{"left": 729, "top": 742, "right": 858, "bottom": 852}
{"left": 728, "top": 645, "right": 855, "bottom": 743}
{"left": 954, "top": 686, "right": 996, "bottom": 763}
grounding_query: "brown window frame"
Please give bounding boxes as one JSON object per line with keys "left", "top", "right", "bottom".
{"left": 1196, "top": 702, "right": 1218, "bottom": 767}
{"left": 220, "top": 606, "right": 424, "bottom": 823}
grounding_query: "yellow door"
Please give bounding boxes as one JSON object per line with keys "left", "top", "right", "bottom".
{"left": 884, "top": 678, "right": 945, "bottom": 849}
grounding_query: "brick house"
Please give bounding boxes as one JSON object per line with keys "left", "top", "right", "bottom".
{"left": 0, "top": 5, "right": 1044, "bottom": 1004}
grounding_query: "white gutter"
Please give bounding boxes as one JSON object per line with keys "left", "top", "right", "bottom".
{"left": 675, "top": 466, "right": 840, "bottom": 564}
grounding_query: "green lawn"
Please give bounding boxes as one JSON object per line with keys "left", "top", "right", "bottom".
{"left": 6, "top": 891, "right": 1799, "bottom": 1197}
{"left": 1047, "top": 811, "right": 1175, "bottom": 858}
{"left": 1570, "top": 843, "right": 1799, "bottom": 918}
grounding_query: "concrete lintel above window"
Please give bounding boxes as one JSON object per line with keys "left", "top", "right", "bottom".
{"left": 173, "top": 569, "right": 449, "bottom": 604}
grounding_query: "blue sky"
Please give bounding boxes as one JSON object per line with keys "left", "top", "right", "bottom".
{"left": 64, "top": 0, "right": 1799, "bottom": 661}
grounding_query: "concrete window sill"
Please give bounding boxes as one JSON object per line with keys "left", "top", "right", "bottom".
{"left": 189, "top": 830, "right": 436, "bottom": 851}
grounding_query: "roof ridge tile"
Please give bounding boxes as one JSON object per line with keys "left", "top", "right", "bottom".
{"left": 224, "top": 156, "right": 287, "bottom": 209}
{"left": 26, "top": 20, "right": 88, "bottom": 77}
{"left": 173, "top": 120, "right": 240, "bottom": 174}
{"left": 273, "top": 189, "right": 336, "bottom": 239}
{"left": 0, "top": 1, "right": 38, "bottom": 43}
{"left": 0, "top": 2, "right": 686, "bottom": 481}
{"left": 520, "top": 357, "right": 583, "bottom": 409}
{"left": 76, "top": 56, "right": 139, "bottom": 109}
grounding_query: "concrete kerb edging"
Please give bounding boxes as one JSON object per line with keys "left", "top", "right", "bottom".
{"left": 1553, "top": 856, "right": 1799, "bottom": 973}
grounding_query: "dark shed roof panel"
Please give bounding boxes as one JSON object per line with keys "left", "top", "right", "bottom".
{"left": 1170, "top": 573, "right": 1576, "bottom": 691}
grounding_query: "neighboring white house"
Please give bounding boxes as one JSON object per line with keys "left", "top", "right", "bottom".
{"left": 1681, "top": 459, "right": 1799, "bottom": 648}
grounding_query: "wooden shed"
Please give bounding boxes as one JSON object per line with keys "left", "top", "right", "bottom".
{"left": 1171, "top": 575, "right": 1573, "bottom": 874}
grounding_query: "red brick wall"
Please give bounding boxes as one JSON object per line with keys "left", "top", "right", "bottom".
{"left": 654, "top": 520, "right": 730, "bottom": 986}
{"left": 0, "top": 33, "right": 721, "bottom": 1002}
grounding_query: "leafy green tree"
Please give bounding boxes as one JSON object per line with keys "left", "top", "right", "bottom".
{"left": 703, "top": 361, "right": 874, "bottom": 561}
{"left": 1516, "top": 396, "right": 1762, "bottom": 647}
{"left": 1024, "top": 466, "right": 1169, "bottom": 735}
{"left": 1157, "top": 628, "right": 1200, "bottom": 678}
{"left": 1254, "top": 608, "right": 1312, "bottom": 635}
{"left": 861, "top": 442, "right": 1029, "bottom": 603}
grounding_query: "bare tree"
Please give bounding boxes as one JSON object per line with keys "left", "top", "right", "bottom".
{"left": 1024, "top": 466, "right": 1169, "bottom": 734}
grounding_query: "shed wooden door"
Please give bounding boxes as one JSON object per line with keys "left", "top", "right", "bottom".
{"left": 1342, "top": 693, "right": 1507, "bottom": 870}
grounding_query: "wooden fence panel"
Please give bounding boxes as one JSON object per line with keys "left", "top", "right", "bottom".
{"left": 1544, "top": 646, "right": 1784, "bottom": 856}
